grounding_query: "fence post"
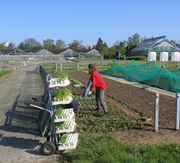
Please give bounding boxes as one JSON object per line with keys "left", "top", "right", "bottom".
{"left": 176, "top": 93, "right": 180, "bottom": 130}
{"left": 77, "top": 63, "right": 79, "bottom": 71}
{"left": 154, "top": 93, "right": 159, "bottom": 132}
{"left": 55, "top": 63, "right": 58, "bottom": 71}
{"left": 60, "top": 63, "right": 62, "bottom": 72}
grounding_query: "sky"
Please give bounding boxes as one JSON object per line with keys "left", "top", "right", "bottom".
{"left": 0, "top": 0, "right": 180, "bottom": 47}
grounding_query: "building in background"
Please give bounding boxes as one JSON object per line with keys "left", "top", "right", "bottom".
{"left": 131, "top": 36, "right": 180, "bottom": 57}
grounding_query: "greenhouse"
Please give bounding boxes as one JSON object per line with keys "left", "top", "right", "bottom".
{"left": 59, "top": 49, "right": 79, "bottom": 58}
{"left": 35, "top": 49, "right": 54, "bottom": 55}
{"left": 131, "top": 36, "right": 180, "bottom": 57}
{"left": 100, "top": 60, "right": 180, "bottom": 93}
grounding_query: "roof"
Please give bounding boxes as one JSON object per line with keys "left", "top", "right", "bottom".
{"left": 6, "top": 48, "right": 27, "bottom": 55}
{"left": 59, "top": 49, "right": 79, "bottom": 57}
{"left": 131, "top": 36, "right": 175, "bottom": 52}
{"left": 34, "top": 49, "right": 54, "bottom": 55}
{"left": 175, "top": 46, "right": 180, "bottom": 52}
{"left": 86, "top": 49, "right": 100, "bottom": 55}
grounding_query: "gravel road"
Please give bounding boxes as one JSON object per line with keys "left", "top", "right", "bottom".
{"left": 0, "top": 65, "right": 60, "bottom": 163}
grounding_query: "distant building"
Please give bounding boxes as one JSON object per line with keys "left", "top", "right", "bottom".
{"left": 34, "top": 49, "right": 54, "bottom": 55}
{"left": 59, "top": 49, "right": 79, "bottom": 57}
{"left": 80, "top": 49, "right": 103, "bottom": 58}
{"left": 131, "top": 36, "right": 180, "bottom": 56}
{"left": 6, "top": 48, "right": 27, "bottom": 55}
{"left": 1, "top": 41, "right": 10, "bottom": 47}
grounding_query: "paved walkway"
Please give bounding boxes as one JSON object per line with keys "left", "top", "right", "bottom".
{"left": 0, "top": 65, "right": 60, "bottom": 163}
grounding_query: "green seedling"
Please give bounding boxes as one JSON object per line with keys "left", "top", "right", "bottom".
{"left": 52, "top": 88, "right": 72, "bottom": 100}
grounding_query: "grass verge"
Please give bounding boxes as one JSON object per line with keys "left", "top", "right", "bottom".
{"left": 0, "top": 70, "right": 11, "bottom": 80}
{"left": 62, "top": 134, "right": 180, "bottom": 163}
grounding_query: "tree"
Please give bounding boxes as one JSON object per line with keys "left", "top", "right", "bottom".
{"left": 119, "top": 41, "right": 127, "bottom": 58}
{"left": 68, "top": 40, "right": 87, "bottom": 52}
{"left": 131, "top": 33, "right": 140, "bottom": 45}
{"left": 43, "top": 39, "right": 55, "bottom": 50}
{"left": 18, "top": 38, "right": 42, "bottom": 52}
{"left": 128, "top": 33, "right": 140, "bottom": 47}
{"left": 23, "top": 38, "right": 41, "bottom": 47}
{"left": 126, "top": 33, "right": 141, "bottom": 56}
{"left": 56, "top": 39, "right": 65, "bottom": 49}
{"left": 0, "top": 42, "right": 15, "bottom": 50}
{"left": 95, "top": 38, "right": 108, "bottom": 52}
{"left": 102, "top": 47, "right": 116, "bottom": 59}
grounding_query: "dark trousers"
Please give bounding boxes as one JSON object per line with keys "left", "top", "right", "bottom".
{"left": 95, "top": 87, "right": 108, "bottom": 113}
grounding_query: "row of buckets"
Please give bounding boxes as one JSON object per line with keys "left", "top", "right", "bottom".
{"left": 148, "top": 52, "right": 180, "bottom": 62}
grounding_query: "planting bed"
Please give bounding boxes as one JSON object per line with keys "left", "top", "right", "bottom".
{"left": 46, "top": 68, "right": 180, "bottom": 145}
{"left": 68, "top": 70, "right": 177, "bottom": 130}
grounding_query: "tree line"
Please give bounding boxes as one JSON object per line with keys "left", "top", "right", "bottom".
{"left": 0, "top": 33, "right": 179, "bottom": 59}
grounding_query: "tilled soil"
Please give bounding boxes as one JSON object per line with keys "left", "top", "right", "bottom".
{"left": 68, "top": 70, "right": 180, "bottom": 145}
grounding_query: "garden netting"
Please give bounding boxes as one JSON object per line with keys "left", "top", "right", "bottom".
{"left": 100, "top": 61, "right": 180, "bottom": 93}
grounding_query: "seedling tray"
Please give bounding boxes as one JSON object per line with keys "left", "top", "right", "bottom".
{"left": 52, "top": 96, "right": 73, "bottom": 105}
{"left": 58, "top": 133, "right": 79, "bottom": 150}
{"left": 54, "top": 108, "right": 75, "bottom": 122}
{"left": 56, "top": 120, "right": 76, "bottom": 134}
{"left": 49, "top": 78, "right": 70, "bottom": 88}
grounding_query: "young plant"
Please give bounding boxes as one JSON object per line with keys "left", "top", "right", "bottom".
{"left": 58, "top": 71, "right": 69, "bottom": 81}
{"left": 59, "top": 134, "right": 68, "bottom": 144}
{"left": 55, "top": 107, "right": 64, "bottom": 117}
{"left": 56, "top": 122, "right": 64, "bottom": 130}
{"left": 72, "top": 79, "right": 82, "bottom": 85}
{"left": 52, "top": 88, "right": 72, "bottom": 101}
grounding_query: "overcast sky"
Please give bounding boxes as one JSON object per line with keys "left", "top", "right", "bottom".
{"left": 0, "top": 0, "right": 180, "bottom": 46}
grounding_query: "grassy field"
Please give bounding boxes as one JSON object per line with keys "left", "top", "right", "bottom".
{"left": 62, "top": 96, "right": 180, "bottom": 162}
{"left": 0, "top": 70, "right": 11, "bottom": 80}
{"left": 61, "top": 134, "right": 180, "bottom": 163}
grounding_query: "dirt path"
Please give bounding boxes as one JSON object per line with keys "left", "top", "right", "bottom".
{"left": 0, "top": 65, "right": 60, "bottom": 163}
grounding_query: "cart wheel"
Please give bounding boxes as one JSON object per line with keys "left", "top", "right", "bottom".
{"left": 41, "top": 141, "right": 56, "bottom": 156}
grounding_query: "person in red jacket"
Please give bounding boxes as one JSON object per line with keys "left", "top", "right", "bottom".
{"left": 88, "top": 64, "right": 109, "bottom": 117}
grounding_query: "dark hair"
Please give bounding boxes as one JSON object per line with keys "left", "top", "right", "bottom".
{"left": 88, "top": 64, "right": 96, "bottom": 70}
{"left": 88, "top": 64, "right": 96, "bottom": 74}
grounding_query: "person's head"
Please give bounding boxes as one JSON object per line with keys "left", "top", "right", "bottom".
{"left": 88, "top": 63, "right": 96, "bottom": 74}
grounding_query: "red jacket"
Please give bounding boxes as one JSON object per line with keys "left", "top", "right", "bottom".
{"left": 90, "top": 70, "right": 107, "bottom": 91}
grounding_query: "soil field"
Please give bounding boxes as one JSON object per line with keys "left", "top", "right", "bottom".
{"left": 68, "top": 70, "right": 180, "bottom": 145}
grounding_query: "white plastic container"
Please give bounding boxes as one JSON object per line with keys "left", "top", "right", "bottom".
{"left": 52, "top": 96, "right": 73, "bottom": 105}
{"left": 49, "top": 78, "right": 70, "bottom": 88}
{"left": 56, "top": 121, "right": 76, "bottom": 134}
{"left": 148, "top": 52, "right": 157, "bottom": 61}
{"left": 54, "top": 108, "right": 75, "bottom": 122}
{"left": 160, "top": 52, "right": 168, "bottom": 62}
{"left": 58, "top": 133, "right": 79, "bottom": 150}
{"left": 171, "top": 52, "right": 180, "bottom": 61}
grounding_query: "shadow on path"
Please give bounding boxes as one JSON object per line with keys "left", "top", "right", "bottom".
{"left": 1, "top": 94, "right": 42, "bottom": 135}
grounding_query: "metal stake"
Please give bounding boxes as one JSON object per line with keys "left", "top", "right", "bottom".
{"left": 154, "top": 93, "right": 159, "bottom": 132}
{"left": 176, "top": 93, "right": 180, "bottom": 130}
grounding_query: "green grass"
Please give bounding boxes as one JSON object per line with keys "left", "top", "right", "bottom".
{"left": 0, "top": 70, "right": 11, "bottom": 80}
{"left": 159, "top": 61, "right": 180, "bottom": 70}
{"left": 61, "top": 134, "right": 180, "bottom": 163}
